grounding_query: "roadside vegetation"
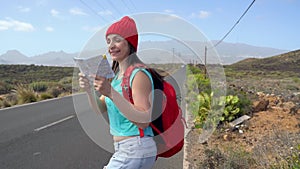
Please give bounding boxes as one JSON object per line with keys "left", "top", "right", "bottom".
{"left": 0, "top": 63, "right": 180, "bottom": 109}
{"left": 186, "top": 64, "right": 252, "bottom": 130}
{"left": 0, "top": 64, "right": 78, "bottom": 108}
{"left": 186, "top": 49, "right": 300, "bottom": 169}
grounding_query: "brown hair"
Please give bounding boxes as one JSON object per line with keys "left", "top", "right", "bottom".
{"left": 111, "top": 43, "right": 136, "bottom": 74}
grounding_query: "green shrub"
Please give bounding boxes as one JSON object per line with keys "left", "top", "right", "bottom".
{"left": 194, "top": 73, "right": 211, "bottom": 93}
{"left": 227, "top": 88, "right": 252, "bottom": 115}
{"left": 13, "top": 84, "right": 37, "bottom": 104}
{"left": 286, "top": 144, "right": 300, "bottom": 169}
{"left": 0, "top": 98, "right": 11, "bottom": 108}
{"left": 199, "top": 146, "right": 256, "bottom": 169}
{"left": 39, "top": 93, "right": 54, "bottom": 100}
{"left": 292, "top": 77, "right": 300, "bottom": 83}
{"left": 58, "top": 77, "right": 73, "bottom": 93}
{"left": 219, "top": 95, "right": 241, "bottom": 122}
{"left": 29, "top": 82, "right": 48, "bottom": 92}
{"left": 193, "top": 92, "right": 246, "bottom": 128}
{"left": 58, "top": 92, "right": 72, "bottom": 98}
{"left": 268, "top": 144, "right": 300, "bottom": 169}
{"left": 187, "top": 65, "right": 251, "bottom": 127}
{"left": 48, "top": 87, "right": 62, "bottom": 98}
{"left": 5, "top": 93, "right": 18, "bottom": 106}
{"left": 187, "top": 64, "right": 202, "bottom": 74}
{"left": 286, "top": 84, "right": 299, "bottom": 91}
{"left": 0, "top": 82, "right": 13, "bottom": 94}
{"left": 193, "top": 92, "right": 212, "bottom": 128}
{"left": 59, "top": 77, "right": 73, "bottom": 84}
{"left": 0, "top": 100, "right": 4, "bottom": 108}
{"left": 187, "top": 73, "right": 211, "bottom": 96}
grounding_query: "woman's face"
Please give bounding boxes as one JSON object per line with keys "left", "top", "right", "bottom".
{"left": 106, "top": 34, "right": 130, "bottom": 62}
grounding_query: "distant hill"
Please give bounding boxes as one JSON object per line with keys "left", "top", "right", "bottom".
{"left": 0, "top": 50, "right": 77, "bottom": 66}
{"left": 211, "top": 40, "right": 287, "bottom": 62}
{"left": 0, "top": 41, "right": 288, "bottom": 66}
{"left": 32, "top": 51, "right": 77, "bottom": 66}
{"left": 216, "top": 42, "right": 288, "bottom": 64}
{"left": 140, "top": 40, "right": 287, "bottom": 64}
{"left": 0, "top": 50, "right": 32, "bottom": 64}
{"left": 227, "top": 49, "right": 300, "bottom": 74}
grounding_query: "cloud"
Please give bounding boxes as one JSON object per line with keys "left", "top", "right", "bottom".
{"left": 164, "top": 9, "right": 173, "bottom": 13}
{"left": 51, "top": 9, "right": 60, "bottom": 17}
{"left": 191, "top": 10, "right": 211, "bottom": 19}
{"left": 154, "top": 14, "right": 179, "bottom": 22}
{"left": 199, "top": 11, "right": 210, "bottom": 18}
{"left": 0, "top": 18, "right": 35, "bottom": 32}
{"left": 97, "top": 10, "right": 113, "bottom": 16}
{"left": 18, "top": 6, "right": 31, "bottom": 13}
{"left": 50, "top": 9, "right": 67, "bottom": 20}
{"left": 82, "top": 26, "right": 102, "bottom": 32}
{"left": 69, "top": 7, "right": 88, "bottom": 16}
{"left": 45, "top": 26, "right": 54, "bottom": 32}
{"left": 36, "top": 0, "right": 48, "bottom": 6}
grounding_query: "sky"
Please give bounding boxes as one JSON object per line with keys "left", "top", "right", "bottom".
{"left": 0, "top": 0, "right": 299, "bottom": 57}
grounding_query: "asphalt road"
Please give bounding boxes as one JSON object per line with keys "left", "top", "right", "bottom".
{"left": 0, "top": 65, "right": 186, "bottom": 169}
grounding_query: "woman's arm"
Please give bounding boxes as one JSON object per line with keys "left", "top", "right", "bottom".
{"left": 114, "top": 71, "right": 152, "bottom": 128}
{"left": 79, "top": 73, "right": 107, "bottom": 114}
{"left": 129, "top": 71, "right": 153, "bottom": 128}
{"left": 86, "top": 90, "right": 107, "bottom": 115}
{"left": 94, "top": 71, "right": 152, "bottom": 129}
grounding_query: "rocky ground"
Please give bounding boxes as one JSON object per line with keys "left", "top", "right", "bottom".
{"left": 185, "top": 83, "right": 300, "bottom": 169}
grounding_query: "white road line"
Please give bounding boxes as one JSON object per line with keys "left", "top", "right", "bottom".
{"left": 34, "top": 115, "right": 74, "bottom": 132}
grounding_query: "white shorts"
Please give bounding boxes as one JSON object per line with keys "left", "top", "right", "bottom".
{"left": 104, "top": 136, "right": 157, "bottom": 169}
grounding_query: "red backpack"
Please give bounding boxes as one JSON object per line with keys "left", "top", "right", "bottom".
{"left": 121, "top": 63, "right": 186, "bottom": 158}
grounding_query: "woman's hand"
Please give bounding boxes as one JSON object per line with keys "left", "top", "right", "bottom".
{"left": 78, "top": 73, "right": 91, "bottom": 91}
{"left": 93, "top": 75, "right": 112, "bottom": 99}
{"left": 78, "top": 73, "right": 107, "bottom": 114}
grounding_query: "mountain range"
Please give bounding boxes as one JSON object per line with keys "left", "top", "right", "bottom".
{"left": 0, "top": 41, "right": 288, "bottom": 66}
{"left": 0, "top": 50, "right": 77, "bottom": 66}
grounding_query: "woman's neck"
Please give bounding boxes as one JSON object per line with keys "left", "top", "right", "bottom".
{"left": 118, "top": 54, "right": 130, "bottom": 76}
{"left": 116, "top": 52, "right": 142, "bottom": 77}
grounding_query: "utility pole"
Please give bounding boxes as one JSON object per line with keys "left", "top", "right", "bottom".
{"left": 204, "top": 46, "right": 207, "bottom": 79}
{"left": 172, "top": 48, "right": 175, "bottom": 64}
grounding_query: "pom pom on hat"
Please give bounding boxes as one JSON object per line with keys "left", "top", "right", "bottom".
{"left": 106, "top": 16, "right": 138, "bottom": 52}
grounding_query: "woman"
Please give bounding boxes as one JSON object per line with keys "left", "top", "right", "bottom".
{"left": 79, "top": 16, "right": 157, "bottom": 169}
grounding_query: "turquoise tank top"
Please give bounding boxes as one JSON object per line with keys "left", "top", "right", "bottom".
{"left": 104, "top": 68, "right": 154, "bottom": 137}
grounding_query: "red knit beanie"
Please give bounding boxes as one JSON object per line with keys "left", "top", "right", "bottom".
{"left": 106, "top": 16, "right": 138, "bottom": 52}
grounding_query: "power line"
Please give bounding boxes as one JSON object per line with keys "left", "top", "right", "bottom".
{"left": 106, "top": 0, "right": 123, "bottom": 16}
{"left": 121, "top": 0, "right": 133, "bottom": 14}
{"left": 123, "top": 0, "right": 137, "bottom": 13}
{"left": 213, "top": 0, "right": 256, "bottom": 47}
{"left": 93, "top": 0, "right": 108, "bottom": 11}
{"left": 79, "top": 0, "right": 110, "bottom": 23}
{"left": 93, "top": 0, "right": 117, "bottom": 20}
{"left": 128, "top": 0, "right": 138, "bottom": 12}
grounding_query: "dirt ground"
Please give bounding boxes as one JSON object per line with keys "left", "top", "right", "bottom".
{"left": 185, "top": 95, "right": 300, "bottom": 169}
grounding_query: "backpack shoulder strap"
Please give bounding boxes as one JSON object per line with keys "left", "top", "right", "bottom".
{"left": 121, "top": 63, "right": 148, "bottom": 104}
